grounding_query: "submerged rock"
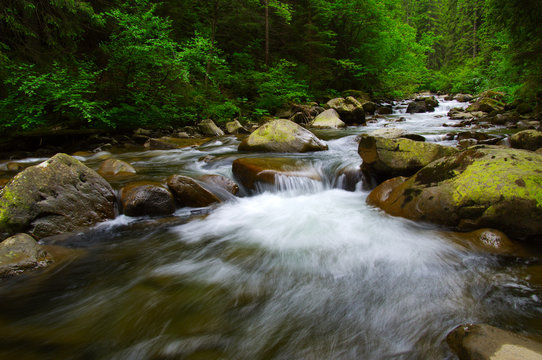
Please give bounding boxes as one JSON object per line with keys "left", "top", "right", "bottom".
{"left": 120, "top": 182, "right": 175, "bottom": 217}
{"left": 98, "top": 159, "right": 136, "bottom": 177}
{"left": 310, "top": 109, "right": 345, "bottom": 129}
{"left": 232, "top": 157, "right": 321, "bottom": 191}
{"left": 358, "top": 135, "right": 457, "bottom": 182}
{"left": 200, "top": 175, "right": 239, "bottom": 196}
{"left": 0, "top": 153, "right": 116, "bottom": 239}
{"left": 443, "top": 228, "right": 526, "bottom": 256}
{"left": 167, "top": 175, "right": 222, "bottom": 208}
{"left": 238, "top": 119, "right": 328, "bottom": 153}
{"left": 366, "top": 146, "right": 542, "bottom": 239}
{"left": 0, "top": 233, "right": 50, "bottom": 277}
{"left": 447, "top": 324, "right": 542, "bottom": 360}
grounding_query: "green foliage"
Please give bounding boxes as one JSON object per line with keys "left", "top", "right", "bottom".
{"left": 253, "top": 60, "right": 309, "bottom": 113}
{"left": 0, "top": 61, "right": 108, "bottom": 131}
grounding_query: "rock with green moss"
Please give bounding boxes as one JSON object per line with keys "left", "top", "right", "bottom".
{"left": 358, "top": 135, "right": 457, "bottom": 182}
{"left": 0, "top": 233, "right": 50, "bottom": 277}
{"left": 310, "top": 109, "right": 345, "bottom": 129}
{"left": 466, "top": 97, "right": 505, "bottom": 113}
{"left": 238, "top": 119, "right": 328, "bottom": 153}
{"left": 326, "top": 97, "right": 366, "bottom": 124}
{"left": 0, "top": 153, "right": 116, "bottom": 239}
{"left": 510, "top": 130, "right": 542, "bottom": 151}
{"left": 366, "top": 146, "right": 542, "bottom": 239}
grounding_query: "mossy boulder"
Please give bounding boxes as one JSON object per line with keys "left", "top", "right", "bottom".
{"left": 232, "top": 157, "right": 321, "bottom": 191}
{"left": 366, "top": 146, "right": 542, "bottom": 239}
{"left": 225, "top": 120, "right": 249, "bottom": 134}
{"left": 120, "top": 182, "right": 175, "bottom": 217}
{"left": 238, "top": 119, "right": 328, "bottom": 153}
{"left": 310, "top": 109, "right": 345, "bottom": 129}
{"left": 198, "top": 119, "right": 224, "bottom": 137}
{"left": 0, "top": 233, "right": 50, "bottom": 277}
{"left": 466, "top": 97, "right": 505, "bottom": 113}
{"left": 447, "top": 324, "right": 542, "bottom": 360}
{"left": 0, "top": 153, "right": 116, "bottom": 239}
{"left": 167, "top": 175, "right": 222, "bottom": 208}
{"left": 358, "top": 135, "right": 457, "bottom": 182}
{"left": 510, "top": 130, "right": 542, "bottom": 151}
{"left": 454, "top": 94, "right": 473, "bottom": 102}
{"left": 326, "top": 96, "right": 366, "bottom": 124}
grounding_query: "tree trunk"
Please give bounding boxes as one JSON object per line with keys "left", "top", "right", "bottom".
{"left": 265, "top": 0, "right": 269, "bottom": 67}
{"left": 205, "top": 0, "right": 220, "bottom": 89}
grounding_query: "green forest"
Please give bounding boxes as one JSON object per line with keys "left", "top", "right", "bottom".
{"left": 0, "top": 0, "right": 540, "bottom": 133}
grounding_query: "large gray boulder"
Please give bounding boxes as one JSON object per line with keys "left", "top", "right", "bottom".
{"left": 366, "top": 146, "right": 542, "bottom": 239}
{"left": 0, "top": 153, "right": 116, "bottom": 239}
{"left": 238, "top": 119, "right": 328, "bottom": 153}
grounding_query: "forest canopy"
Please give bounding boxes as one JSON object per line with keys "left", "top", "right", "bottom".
{"left": 0, "top": 0, "right": 540, "bottom": 132}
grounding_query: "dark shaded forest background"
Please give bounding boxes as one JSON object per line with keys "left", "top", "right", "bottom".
{"left": 0, "top": 0, "right": 540, "bottom": 133}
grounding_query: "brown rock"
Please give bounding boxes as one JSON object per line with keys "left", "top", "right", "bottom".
{"left": 166, "top": 175, "right": 221, "bottom": 208}
{"left": 97, "top": 159, "right": 136, "bottom": 177}
{"left": 120, "top": 182, "right": 175, "bottom": 217}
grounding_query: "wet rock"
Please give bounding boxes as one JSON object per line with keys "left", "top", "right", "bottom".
{"left": 447, "top": 324, "right": 542, "bottom": 360}
{"left": 290, "top": 111, "right": 311, "bottom": 125}
{"left": 368, "top": 128, "right": 407, "bottom": 139}
{"left": 310, "top": 109, "right": 345, "bottom": 129}
{"left": 358, "top": 135, "right": 457, "bottom": 182}
{"left": 467, "top": 97, "right": 505, "bottom": 114}
{"left": 448, "top": 108, "right": 475, "bottom": 120}
{"left": 238, "top": 119, "right": 328, "bottom": 153}
{"left": 401, "top": 134, "right": 426, "bottom": 142}
{"left": 326, "top": 97, "right": 366, "bottom": 124}
{"left": 167, "top": 175, "right": 222, "bottom": 208}
{"left": 225, "top": 120, "right": 249, "bottom": 135}
{"left": 510, "top": 130, "right": 542, "bottom": 151}
{"left": 454, "top": 94, "right": 474, "bottom": 102}
{"left": 0, "top": 153, "right": 116, "bottom": 239}
{"left": 458, "top": 139, "right": 478, "bottom": 148}
{"left": 376, "top": 106, "right": 393, "bottom": 115}
{"left": 120, "top": 182, "right": 175, "bottom": 217}
{"left": 0, "top": 233, "right": 50, "bottom": 276}
{"left": 407, "top": 96, "right": 438, "bottom": 113}
{"left": 144, "top": 137, "right": 209, "bottom": 150}
{"left": 361, "top": 101, "right": 377, "bottom": 115}
{"left": 97, "top": 159, "right": 136, "bottom": 177}
{"left": 6, "top": 162, "right": 27, "bottom": 172}
{"left": 443, "top": 228, "right": 526, "bottom": 256}
{"left": 232, "top": 157, "right": 321, "bottom": 191}
{"left": 200, "top": 175, "right": 239, "bottom": 196}
{"left": 366, "top": 146, "right": 542, "bottom": 239}
{"left": 198, "top": 119, "right": 225, "bottom": 137}
{"left": 517, "top": 120, "right": 541, "bottom": 130}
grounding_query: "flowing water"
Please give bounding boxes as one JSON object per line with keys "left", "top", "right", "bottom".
{"left": 1, "top": 98, "right": 542, "bottom": 359}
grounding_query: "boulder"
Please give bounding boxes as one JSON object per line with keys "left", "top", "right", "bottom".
{"left": 120, "top": 182, "right": 175, "bottom": 217}
{"left": 358, "top": 135, "right": 457, "bottom": 182}
{"left": 368, "top": 128, "right": 407, "bottom": 139}
{"left": 98, "top": 159, "right": 136, "bottom": 177}
{"left": 361, "top": 101, "right": 377, "bottom": 115}
{"left": 467, "top": 97, "right": 505, "bottom": 114}
{"left": 447, "top": 324, "right": 542, "bottom": 360}
{"left": 166, "top": 175, "right": 222, "bottom": 207}
{"left": 377, "top": 106, "right": 393, "bottom": 115}
{"left": 406, "top": 98, "right": 436, "bottom": 113}
{"left": 238, "top": 119, "right": 328, "bottom": 153}
{"left": 200, "top": 175, "right": 239, "bottom": 196}
{"left": 198, "top": 119, "right": 225, "bottom": 137}
{"left": 310, "top": 109, "right": 346, "bottom": 129}
{"left": 326, "top": 97, "right": 366, "bottom": 124}
{"left": 443, "top": 228, "right": 526, "bottom": 256}
{"left": 0, "top": 233, "right": 50, "bottom": 277}
{"left": 225, "top": 120, "right": 249, "bottom": 135}
{"left": 454, "top": 94, "right": 474, "bottom": 102}
{"left": 448, "top": 108, "right": 475, "bottom": 120}
{"left": 232, "top": 157, "right": 321, "bottom": 191}
{"left": 366, "top": 146, "right": 542, "bottom": 239}
{"left": 0, "top": 153, "right": 116, "bottom": 239}
{"left": 510, "top": 130, "right": 542, "bottom": 151}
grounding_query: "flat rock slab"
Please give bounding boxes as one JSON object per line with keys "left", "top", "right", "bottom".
{"left": 447, "top": 324, "right": 542, "bottom": 360}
